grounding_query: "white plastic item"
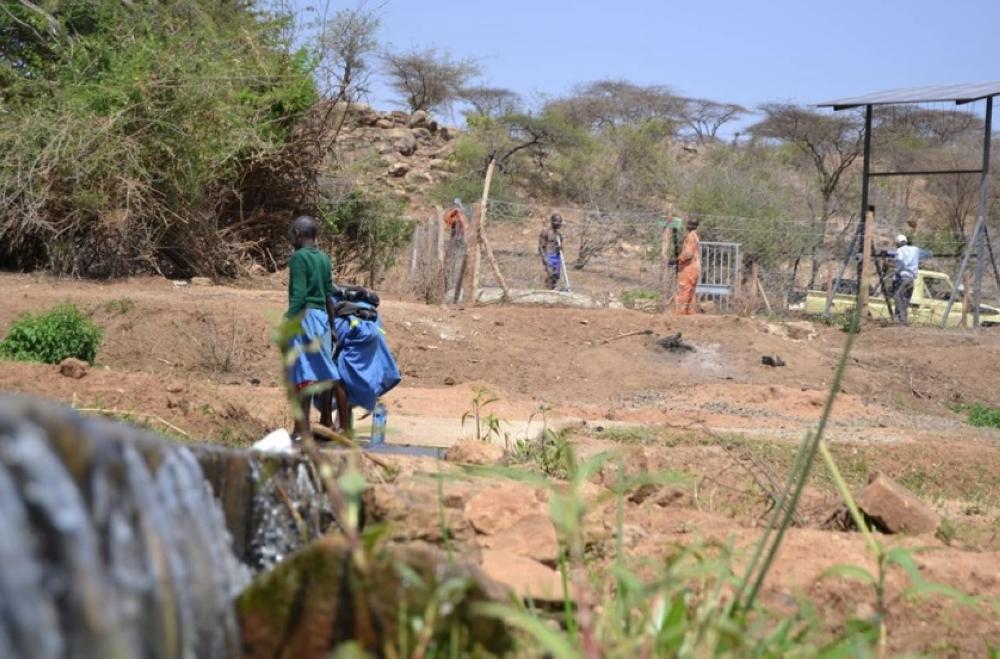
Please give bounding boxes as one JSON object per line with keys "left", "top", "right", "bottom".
{"left": 252, "top": 428, "right": 294, "bottom": 454}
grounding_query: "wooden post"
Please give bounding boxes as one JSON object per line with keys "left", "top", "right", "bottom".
{"left": 826, "top": 262, "right": 835, "bottom": 309}
{"left": 475, "top": 160, "right": 510, "bottom": 301}
{"left": 463, "top": 159, "right": 495, "bottom": 304}
{"left": 434, "top": 205, "right": 445, "bottom": 265}
{"left": 858, "top": 206, "right": 875, "bottom": 318}
{"left": 659, "top": 223, "right": 675, "bottom": 312}
{"left": 749, "top": 260, "right": 760, "bottom": 313}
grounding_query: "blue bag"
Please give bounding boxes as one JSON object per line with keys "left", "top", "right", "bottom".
{"left": 330, "top": 297, "right": 401, "bottom": 411}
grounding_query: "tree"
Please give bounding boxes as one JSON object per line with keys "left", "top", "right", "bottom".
{"left": 381, "top": 47, "right": 480, "bottom": 114}
{"left": 315, "top": 7, "right": 380, "bottom": 103}
{"left": 750, "top": 104, "right": 864, "bottom": 286}
{"left": 679, "top": 98, "right": 746, "bottom": 144}
{"left": 545, "top": 79, "right": 681, "bottom": 132}
{"left": 459, "top": 85, "right": 522, "bottom": 119}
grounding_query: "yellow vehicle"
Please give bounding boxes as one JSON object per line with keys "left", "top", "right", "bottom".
{"left": 800, "top": 269, "right": 1000, "bottom": 327}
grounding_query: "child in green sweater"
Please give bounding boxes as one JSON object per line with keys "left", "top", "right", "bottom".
{"left": 284, "top": 215, "right": 350, "bottom": 437}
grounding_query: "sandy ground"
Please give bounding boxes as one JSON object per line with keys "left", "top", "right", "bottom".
{"left": 2, "top": 272, "right": 999, "bottom": 654}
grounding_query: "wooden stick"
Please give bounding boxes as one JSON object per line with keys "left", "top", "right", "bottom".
{"left": 598, "top": 329, "right": 654, "bottom": 344}
{"left": 755, "top": 274, "right": 773, "bottom": 315}
{"left": 311, "top": 424, "right": 394, "bottom": 471}
{"left": 78, "top": 408, "right": 191, "bottom": 438}
{"left": 659, "top": 222, "right": 675, "bottom": 312}
{"left": 467, "top": 159, "right": 496, "bottom": 303}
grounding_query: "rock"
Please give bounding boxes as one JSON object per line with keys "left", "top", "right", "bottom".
{"left": 385, "top": 127, "right": 417, "bottom": 156}
{"left": 444, "top": 376, "right": 456, "bottom": 385}
{"left": 389, "top": 110, "right": 410, "bottom": 124}
{"left": 412, "top": 127, "right": 432, "bottom": 141}
{"left": 364, "top": 479, "right": 478, "bottom": 548}
{"left": 190, "top": 276, "right": 212, "bottom": 286}
{"left": 238, "top": 537, "right": 512, "bottom": 659}
{"left": 405, "top": 170, "right": 435, "bottom": 185}
{"left": 480, "top": 514, "right": 559, "bottom": 565}
{"left": 429, "top": 158, "right": 450, "bottom": 172}
{"left": 766, "top": 321, "right": 818, "bottom": 342}
{"left": 375, "top": 117, "right": 394, "bottom": 129}
{"left": 439, "top": 126, "right": 454, "bottom": 141}
{"left": 856, "top": 473, "right": 940, "bottom": 535}
{"left": 446, "top": 440, "right": 505, "bottom": 466}
{"left": 408, "top": 110, "right": 429, "bottom": 128}
{"left": 58, "top": 357, "right": 89, "bottom": 379}
{"left": 465, "top": 482, "right": 546, "bottom": 536}
{"left": 761, "top": 355, "right": 786, "bottom": 367}
{"left": 479, "top": 550, "right": 567, "bottom": 602}
{"left": 387, "top": 162, "right": 408, "bottom": 177}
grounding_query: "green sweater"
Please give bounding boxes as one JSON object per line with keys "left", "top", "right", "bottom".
{"left": 286, "top": 246, "right": 334, "bottom": 318}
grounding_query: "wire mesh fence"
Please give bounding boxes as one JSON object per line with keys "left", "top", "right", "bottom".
{"left": 405, "top": 197, "right": 999, "bottom": 322}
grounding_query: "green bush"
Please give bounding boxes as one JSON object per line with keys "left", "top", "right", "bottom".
{"left": 967, "top": 403, "right": 1000, "bottom": 429}
{"left": 0, "top": 304, "right": 103, "bottom": 364}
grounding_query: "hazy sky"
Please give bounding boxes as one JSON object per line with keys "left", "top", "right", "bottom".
{"left": 295, "top": 0, "right": 999, "bottom": 120}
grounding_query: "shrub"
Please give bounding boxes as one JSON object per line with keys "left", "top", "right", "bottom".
{"left": 966, "top": 403, "right": 1000, "bottom": 429}
{"left": 0, "top": 304, "right": 103, "bottom": 364}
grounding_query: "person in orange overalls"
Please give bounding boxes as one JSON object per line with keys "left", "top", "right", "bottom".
{"left": 674, "top": 218, "right": 701, "bottom": 315}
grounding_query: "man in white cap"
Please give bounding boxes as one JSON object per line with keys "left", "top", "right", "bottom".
{"left": 886, "top": 234, "right": 932, "bottom": 325}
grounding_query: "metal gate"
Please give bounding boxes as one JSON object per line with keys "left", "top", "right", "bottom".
{"left": 697, "top": 242, "right": 741, "bottom": 310}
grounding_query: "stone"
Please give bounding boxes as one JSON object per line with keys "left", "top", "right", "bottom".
{"left": 465, "top": 482, "right": 546, "bottom": 536}
{"left": 479, "top": 550, "right": 567, "bottom": 602}
{"left": 439, "top": 126, "right": 453, "bottom": 141}
{"left": 190, "top": 276, "right": 212, "bottom": 286}
{"left": 363, "top": 479, "right": 478, "bottom": 548}
{"left": 387, "top": 162, "right": 408, "bottom": 177}
{"left": 446, "top": 440, "right": 505, "bottom": 466}
{"left": 238, "top": 537, "right": 512, "bottom": 659}
{"left": 856, "top": 472, "right": 940, "bottom": 535}
{"left": 427, "top": 119, "right": 439, "bottom": 133}
{"left": 444, "top": 376, "right": 456, "bottom": 385}
{"left": 480, "top": 514, "right": 559, "bottom": 565}
{"left": 412, "top": 127, "right": 432, "bottom": 141}
{"left": 385, "top": 128, "right": 417, "bottom": 156}
{"left": 408, "top": 110, "right": 429, "bottom": 128}
{"left": 58, "top": 357, "right": 88, "bottom": 379}
{"left": 404, "top": 170, "right": 435, "bottom": 185}
{"left": 761, "top": 355, "right": 786, "bottom": 367}
{"left": 375, "top": 117, "right": 394, "bottom": 129}
{"left": 429, "top": 158, "right": 450, "bottom": 172}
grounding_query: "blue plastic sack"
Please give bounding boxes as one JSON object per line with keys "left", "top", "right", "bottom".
{"left": 331, "top": 303, "right": 401, "bottom": 411}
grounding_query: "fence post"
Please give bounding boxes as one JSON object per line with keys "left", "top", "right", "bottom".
{"left": 858, "top": 206, "right": 875, "bottom": 318}
{"left": 749, "top": 260, "right": 760, "bottom": 313}
{"left": 659, "top": 223, "right": 675, "bottom": 311}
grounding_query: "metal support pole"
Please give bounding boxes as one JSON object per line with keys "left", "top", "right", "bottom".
{"left": 824, "top": 104, "right": 872, "bottom": 319}
{"left": 972, "top": 97, "right": 993, "bottom": 329}
{"left": 943, "top": 97, "right": 992, "bottom": 328}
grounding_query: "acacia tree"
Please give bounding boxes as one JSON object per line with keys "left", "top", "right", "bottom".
{"left": 750, "top": 104, "right": 864, "bottom": 286}
{"left": 459, "top": 85, "right": 522, "bottom": 119}
{"left": 381, "top": 47, "right": 480, "bottom": 114}
{"left": 679, "top": 98, "right": 746, "bottom": 144}
{"left": 315, "top": 7, "right": 380, "bottom": 103}
{"left": 545, "top": 79, "right": 681, "bottom": 132}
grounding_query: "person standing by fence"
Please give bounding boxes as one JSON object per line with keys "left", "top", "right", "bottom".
{"left": 886, "top": 233, "right": 932, "bottom": 326}
{"left": 674, "top": 218, "right": 701, "bottom": 315}
{"left": 538, "top": 213, "right": 564, "bottom": 290}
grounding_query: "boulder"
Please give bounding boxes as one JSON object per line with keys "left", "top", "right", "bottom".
{"left": 375, "top": 117, "right": 394, "bottom": 130}
{"left": 856, "top": 472, "right": 940, "bottom": 535}
{"left": 408, "top": 110, "right": 429, "bottom": 128}
{"left": 411, "top": 127, "right": 432, "bottom": 141}
{"left": 446, "top": 440, "right": 505, "bottom": 466}
{"left": 385, "top": 128, "right": 417, "bottom": 156}
{"left": 439, "top": 126, "right": 454, "bottom": 141}
{"left": 464, "top": 482, "right": 546, "bottom": 536}
{"left": 479, "top": 550, "right": 567, "bottom": 602}
{"left": 480, "top": 514, "right": 560, "bottom": 565}
{"left": 404, "top": 170, "right": 435, "bottom": 186}
{"left": 387, "top": 162, "right": 409, "bottom": 178}
{"left": 58, "top": 357, "right": 89, "bottom": 379}
{"left": 238, "top": 537, "right": 512, "bottom": 659}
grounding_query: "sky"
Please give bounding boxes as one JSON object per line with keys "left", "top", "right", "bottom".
{"left": 293, "top": 0, "right": 1000, "bottom": 124}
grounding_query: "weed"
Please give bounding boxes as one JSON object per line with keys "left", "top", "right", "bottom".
{"left": 620, "top": 288, "right": 660, "bottom": 310}
{"left": 966, "top": 403, "right": 1000, "bottom": 429}
{"left": 510, "top": 428, "right": 575, "bottom": 478}
{"left": 0, "top": 303, "right": 102, "bottom": 364}
{"left": 102, "top": 297, "right": 136, "bottom": 315}
{"left": 461, "top": 387, "right": 509, "bottom": 444}
{"left": 936, "top": 516, "right": 957, "bottom": 546}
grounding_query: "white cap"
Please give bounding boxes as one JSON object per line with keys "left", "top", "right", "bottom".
{"left": 895, "top": 234, "right": 908, "bottom": 245}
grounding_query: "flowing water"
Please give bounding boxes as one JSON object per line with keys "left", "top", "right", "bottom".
{"left": 0, "top": 396, "right": 294, "bottom": 659}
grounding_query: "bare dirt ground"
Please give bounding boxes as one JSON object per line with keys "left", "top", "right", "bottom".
{"left": 2, "top": 272, "right": 999, "bottom": 655}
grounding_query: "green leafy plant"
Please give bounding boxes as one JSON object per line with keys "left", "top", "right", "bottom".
{"left": 966, "top": 403, "right": 1000, "bottom": 429}
{"left": 461, "top": 386, "right": 509, "bottom": 445}
{"left": 0, "top": 304, "right": 102, "bottom": 364}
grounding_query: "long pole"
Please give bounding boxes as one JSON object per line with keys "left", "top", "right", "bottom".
{"left": 943, "top": 96, "right": 992, "bottom": 328}
{"left": 825, "top": 104, "right": 873, "bottom": 319}
{"left": 972, "top": 97, "right": 993, "bottom": 329}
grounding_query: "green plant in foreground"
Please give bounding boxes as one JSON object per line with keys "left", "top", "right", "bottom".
{"left": 966, "top": 403, "right": 1000, "bottom": 429}
{"left": 0, "top": 304, "right": 103, "bottom": 364}
{"left": 462, "top": 386, "right": 509, "bottom": 445}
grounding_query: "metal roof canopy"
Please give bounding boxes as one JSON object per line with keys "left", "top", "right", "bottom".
{"left": 816, "top": 82, "right": 999, "bottom": 328}
{"left": 817, "top": 81, "right": 1000, "bottom": 110}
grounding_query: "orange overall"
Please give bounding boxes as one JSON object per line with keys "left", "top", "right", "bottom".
{"left": 675, "top": 229, "right": 700, "bottom": 315}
